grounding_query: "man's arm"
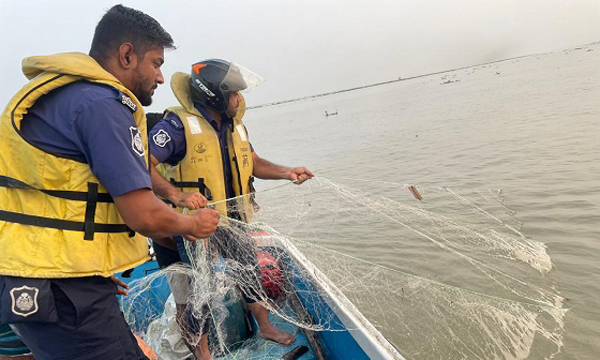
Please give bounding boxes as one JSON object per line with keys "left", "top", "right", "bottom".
{"left": 70, "top": 98, "right": 217, "bottom": 241}
{"left": 113, "top": 187, "right": 218, "bottom": 241}
{"left": 252, "top": 152, "right": 314, "bottom": 184}
{"left": 150, "top": 155, "right": 208, "bottom": 209}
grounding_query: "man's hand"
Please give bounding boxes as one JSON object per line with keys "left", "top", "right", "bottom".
{"left": 150, "top": 157, "right": 207, "bottom": 209}
{"left": 182, "top": 208, "right": 220, "bottom": 241}
{"left": 111, "top": 275, "right": 129, "bottom": 296}
{"left": 287, "top": 167, "right": 314, "bottom": 185}
{"left": 114, "top": 188, "right": 216, "bottom": 240}
{"left": 252, "top": 152, "right": 315, "bottom": 184}
{"left": 173, "top": 191, "right": 208, "bottom": 210}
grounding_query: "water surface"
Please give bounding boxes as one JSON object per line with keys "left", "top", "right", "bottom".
{"left": 246, "top": 43, "right": 599, "bottom": 359}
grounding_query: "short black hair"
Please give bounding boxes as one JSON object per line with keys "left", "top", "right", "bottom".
{"left": 89, "top": 4, "right": 175, "bottom": 63}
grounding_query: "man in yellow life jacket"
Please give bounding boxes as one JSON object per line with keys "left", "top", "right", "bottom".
{"left": 148, "top": 60, "right": 314, "bottom": 359}
{"left": 0, "top": 5, "right": 220, "bottom": 360}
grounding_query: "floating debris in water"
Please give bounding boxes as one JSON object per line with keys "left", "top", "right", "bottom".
{"left": 408, "top": 185, "right": 423, "bottom": 201}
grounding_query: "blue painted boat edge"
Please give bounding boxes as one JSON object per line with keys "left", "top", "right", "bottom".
{"left": 285, "top": 257, "right": 371, "bottom": 360}
{"left": 261, "top": 234, "right": 405, "bottom": 360}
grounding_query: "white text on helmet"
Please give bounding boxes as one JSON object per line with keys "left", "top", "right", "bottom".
{"left": 195, "top": 79, "right": 216, "bottom": 97}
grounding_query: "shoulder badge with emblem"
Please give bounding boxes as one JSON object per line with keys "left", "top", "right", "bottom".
{"left": 121, "top": 94, "right": 137, "bottom": 112}
{"left": 129, "top": 126, "right": 145, "bottom": 156}
{"left": 10, "top": 285, "right": 39, "bottom": 317}
{"left": 152, "top": 129, "right": 172, "bottom": 148}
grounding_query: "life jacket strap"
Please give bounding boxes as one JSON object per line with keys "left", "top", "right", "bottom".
{"left": 249, "top": 176, "right": 260, "bottom": 212}
{"left": 83, "top": 182, "right": 98, "bottom": 240}
{"left": 0, "top": 175, "right": 115, "bottom": 203}
{"left": 0, "top": 210, "right": 133, "bottom": 236}
{"left": 0, "top": 177, "right": 133, "bottom": 240}
{"left": 169, "top": 177, "right": 214, "bottom": 200}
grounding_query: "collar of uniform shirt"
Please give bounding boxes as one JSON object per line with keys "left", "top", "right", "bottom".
{"left": 193, "top": 102, "right": 233, "bottom": 132}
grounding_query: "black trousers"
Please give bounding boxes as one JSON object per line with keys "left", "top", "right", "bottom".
{"left": 0, "top": 276, "right": 147, "bottom": 360}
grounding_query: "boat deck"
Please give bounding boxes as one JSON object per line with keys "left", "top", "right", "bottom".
{"left": 216, "top": 303, "right": 317, "bottom": 360}
{"left": 118, "top": 238, "right": 403, "bottom": 359}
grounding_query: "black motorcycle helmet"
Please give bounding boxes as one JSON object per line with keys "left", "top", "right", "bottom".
{"left": 189, "top": 59, "right": 264, "bottom": 114}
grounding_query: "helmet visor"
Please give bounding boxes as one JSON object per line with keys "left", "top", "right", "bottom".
{"left": 221, "top": 62, "right": 265, "bottom": 93}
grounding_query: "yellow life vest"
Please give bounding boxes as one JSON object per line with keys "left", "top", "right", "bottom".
{"left": 160, "top": 72, "right": 255, "bottom": 222}
{"left": 0, "top": 52, "right": 150, "bottom": 278}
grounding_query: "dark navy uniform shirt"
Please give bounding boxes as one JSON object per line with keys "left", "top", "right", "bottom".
{"left": 149, "top": 103, "right": 253, "bottom": 199}
{"left": 19, "top": 80, "right": 152, "bottom": 197}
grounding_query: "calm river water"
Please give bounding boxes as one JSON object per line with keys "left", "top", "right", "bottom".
{"left": 246, "top": 43, "right": 599, "bottom": 359}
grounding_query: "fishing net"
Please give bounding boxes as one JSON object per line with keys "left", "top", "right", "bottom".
{"left": 121, "top": 177, "right": 567, "bottom": 360}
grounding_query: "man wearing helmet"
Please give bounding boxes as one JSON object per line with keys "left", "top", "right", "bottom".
{"left": 148, "top": 59, "right": 313, "bottom": 359}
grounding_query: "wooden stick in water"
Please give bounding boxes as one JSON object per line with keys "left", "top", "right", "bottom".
{"left": 408, "top": 185, "right": 423, "bottom": 201}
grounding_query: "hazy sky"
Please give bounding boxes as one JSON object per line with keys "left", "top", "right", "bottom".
{"left": 1, "top": 0, "right": 599, "bottom": 111}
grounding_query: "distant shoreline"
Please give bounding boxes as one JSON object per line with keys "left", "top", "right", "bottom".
{"left": 249, "top": 41, "right": 599, "bottom": 110}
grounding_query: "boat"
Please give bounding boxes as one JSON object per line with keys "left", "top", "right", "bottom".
{"left": 117, "top": 231, "right": 404, "bottom": 360}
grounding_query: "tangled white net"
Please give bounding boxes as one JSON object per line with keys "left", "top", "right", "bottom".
{"left": 121, "top": 177, "right": 567, "bottom": 360}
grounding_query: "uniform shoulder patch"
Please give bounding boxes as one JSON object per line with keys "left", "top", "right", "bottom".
{"left": 129, "top": 126, "right": 145, "bottom": 156}
{"left": 152, "top": 129, "right": 172, "bottom": 148}
{"left": 121, "top": 94, "right": 138, "bottom": 112}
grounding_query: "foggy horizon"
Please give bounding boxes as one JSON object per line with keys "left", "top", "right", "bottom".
{"left": 1, "top": 0, "right": 599, "bottom": 111}
{"left": 249, "top": 38, "right": 600, "bottom": 108}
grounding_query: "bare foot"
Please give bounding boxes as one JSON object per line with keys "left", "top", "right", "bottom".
{"left": 260, "top": 326, "right": 295, "bottom": 345}
{"left": 194, "top": 348, "right": 212, "bottom": 360}
{"left": 192, "top": 332, "right": 211, "bottom": 360}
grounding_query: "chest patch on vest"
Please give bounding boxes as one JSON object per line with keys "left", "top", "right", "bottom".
{"left": 186, "top": 116, "right": 202, "bottom": 134}
{"left": 10, "top": 286, "right": 39, "bottom": 317}
{"left": 130, "top": 126, "right": 145, "bottom": 156}
{"left": 121, "top": 94, "right": 138, "bottom": 112}
{"left": 236, "top": 124, "right": 248, "bottom": 142}
{"left": 152, "top": 129, "right": 172, "bottom": 148}
{"left": 194, "top": 142, "right": 207, "bottom": 153}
